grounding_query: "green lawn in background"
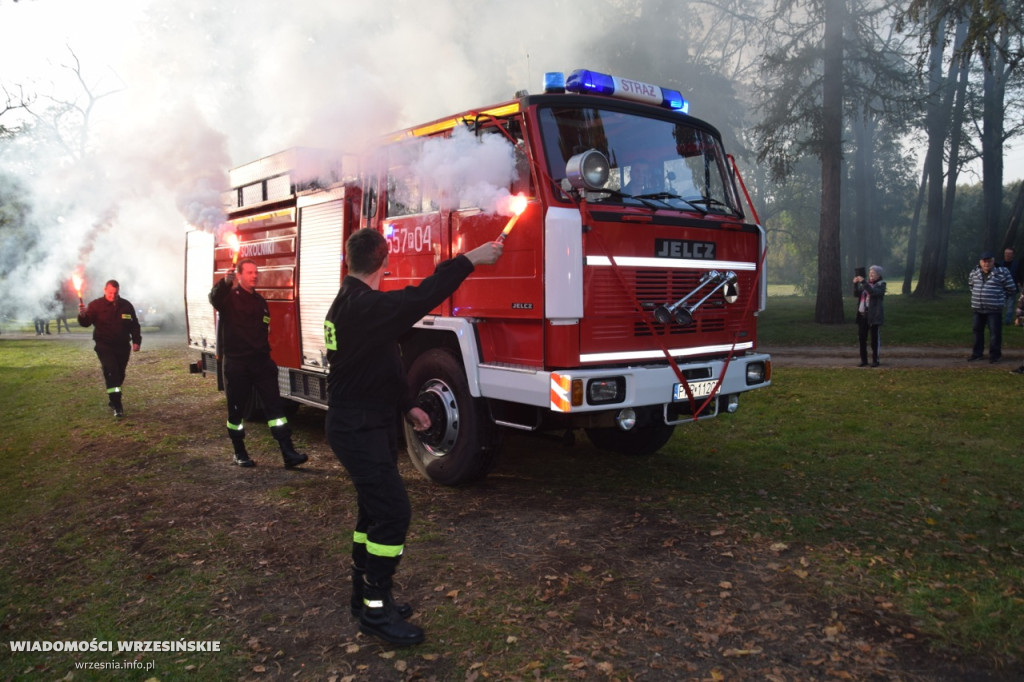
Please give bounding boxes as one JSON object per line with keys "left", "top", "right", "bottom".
{"left": 759, "top": 289, "right": 1023, "bottom": 349}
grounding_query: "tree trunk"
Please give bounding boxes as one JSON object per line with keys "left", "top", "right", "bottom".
{"left": 902, "top": 166, "right": 928, "bottom": 295}
{"left": 851, "top": 116, "right": 870, "bottom": 270}
{"left": 984, "top": 32, "right": 1007, "bottom": 250}
{"left": 915, "top": 17, "right": 966, "bottom": 298}
{"left": 1001, "top": 181, "right": 1024, "bottom": 248}
{"left": 937, "top": 47, "right": 971, "bottom": 286}
{"left": 815, "top": 0, "right": 845, "bottom": 323}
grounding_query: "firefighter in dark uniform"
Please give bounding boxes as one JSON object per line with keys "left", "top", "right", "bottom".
{"left": 323, "top": 228, "right": 502, "bottom": 646}
{"left": 209, "top": 258, "right": 307, "bottom": 469}
{"left": 77, "top": 279, "right": 141, "bottom": 417}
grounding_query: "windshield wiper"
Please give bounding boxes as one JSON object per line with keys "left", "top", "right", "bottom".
{"left": 631, "top": 192, "right": 703, "bottom": 213}
{"left": 685, "top": 196, "right": 735, "bottom": 214}
{"left": 587, "top": 187, "right": 662, "bottom": 210}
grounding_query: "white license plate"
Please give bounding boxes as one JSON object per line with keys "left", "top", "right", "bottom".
{"left": 673, "top": 380, "right": 718, "bottom": 401}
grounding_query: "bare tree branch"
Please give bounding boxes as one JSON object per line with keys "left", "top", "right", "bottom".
{"left": 7, "top": 43, "right": 124, "bottom": 161}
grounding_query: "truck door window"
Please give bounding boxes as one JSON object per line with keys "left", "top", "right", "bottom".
{"left": 454, "top": 123, "right": 532, "bottom": 208}
{"left": 385, "top": 143, "right": 438, "bottom": 217}
{"left": 386, "top": 167, "right": 419, "bottom": 217}
{"left": 478, "top": 122, "right": 532, "bottom": 198}
{"left": 383, "top": 123, "right": 529, "bottom": 217}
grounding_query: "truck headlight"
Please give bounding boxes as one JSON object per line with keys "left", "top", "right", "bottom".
{"left": 587, "top": 377, "right": 624, "bottom": 404}
{"left": 746, "top": 362, "right": 766, "bottom": 385}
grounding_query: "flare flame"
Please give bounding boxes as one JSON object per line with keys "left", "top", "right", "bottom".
{"left": 497, "top": 194, "right": 529, "bottom": 243}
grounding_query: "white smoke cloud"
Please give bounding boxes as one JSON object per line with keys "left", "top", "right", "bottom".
{"left": 410, "top": 125, "right": 518, "bottom": 214}
{"left": 0, "top": 0, "right": 604, "bottom": 325}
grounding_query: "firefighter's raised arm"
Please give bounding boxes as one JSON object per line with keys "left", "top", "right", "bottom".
{"left": 462, "top": 241, "right": 504, "bottom": 267}
{"left": 209, "top": 267, "right": 237, "bottom": 310}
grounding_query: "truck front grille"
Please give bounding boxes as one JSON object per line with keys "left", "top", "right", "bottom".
{"left": 587, "top": 268, "right": 731, "bottom": 341}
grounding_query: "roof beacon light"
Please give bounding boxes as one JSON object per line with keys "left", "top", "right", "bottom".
{"left": 564, "top": 69, "right": 689, "bottom": 114}
{"left": 543, "top": 71, "right": 566, "bottom": 93}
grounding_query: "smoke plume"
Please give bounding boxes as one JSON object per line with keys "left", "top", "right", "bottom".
{"left": 0, "top": 0, "right": 603, "bottom": 325}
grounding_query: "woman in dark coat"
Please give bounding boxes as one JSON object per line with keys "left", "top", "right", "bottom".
{"left": 853, "top": 265, "right": 885, "bottom": 367}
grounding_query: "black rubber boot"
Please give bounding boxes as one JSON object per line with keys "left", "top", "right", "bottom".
{"left": 359, "top": 579, "right": 424, "bottom": 646}
{"left": 350, "top": 565, "right": 412, "bottom": 619}
{"left": 109, "top": 390, "right": 124, "bottom": 418}
{"left": 271, "top": 425, "right": 307, "bottom": 468}
{"left": 229, "top": 429, "right": 255, "bottom": 467}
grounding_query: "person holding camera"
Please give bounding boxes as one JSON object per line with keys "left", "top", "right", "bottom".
{"left": 853, "top": 265, "right": 886, "bottom": 367}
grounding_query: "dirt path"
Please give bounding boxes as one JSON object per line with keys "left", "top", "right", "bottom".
{"left": 764, "top": 345, "right": 1019, "bottom": 369}
{"left": 11, "top": 329, "right": 1009, "bottom": 369}
{"left": 164, "top": 330, "right": 1023, "bottom": 371}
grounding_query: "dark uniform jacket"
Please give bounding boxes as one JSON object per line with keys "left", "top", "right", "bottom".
{"left": 78, "top": 296, "right": 141, "bottom": 348}
{"left": 209, "top": 279, "right": 271, "bottom": 358}
{"left": 324, "top": 255, "right": 474, "bottom": 412}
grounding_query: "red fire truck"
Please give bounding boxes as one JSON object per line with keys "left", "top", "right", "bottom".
{"left": 185, "top": 68, "right": 771, "bottom": 485}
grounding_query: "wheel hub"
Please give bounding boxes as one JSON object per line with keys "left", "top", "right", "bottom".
{"left": 413, "top": 379, "right": 460, "bottom": 456}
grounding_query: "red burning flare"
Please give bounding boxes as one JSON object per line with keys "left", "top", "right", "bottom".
{"left": 71, "top": 270, "right": 84, "bottom": 303}
{"left": 497, "top": 194, "right": 528, "bottom": 243}
{"left": 225, "top": 232, "right": 241, "bottom": 264}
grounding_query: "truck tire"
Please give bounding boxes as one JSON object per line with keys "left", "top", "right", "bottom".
{"left": 405, "top": 349, "right": 499, "bottom": 485}
{"left": 584, "top": 424, "right": 676, "bottom": 456}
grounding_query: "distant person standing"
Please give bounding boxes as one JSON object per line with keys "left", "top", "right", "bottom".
{"left": 34, "top": 295, "right": 51, "bottom": 335}
{"left": 998, "top": 247, "right": 1022, "bottom": 325}
{"left": 1012, "top": 291, "right": 1024, "bottom": 375}
{"left": 853, "top": 265, "right": 886, "bottom": 367}
{"left": 54, "top": 290, "right": 71, "bottom": 334}
{"left": 209, "top": 258, "right": 308, "bottom": 469}
{"left": 968, "top": 252, "right": 1016, "bottom": 363}
{"left": 77, "top": 280, "right": 141, "bottom": 417}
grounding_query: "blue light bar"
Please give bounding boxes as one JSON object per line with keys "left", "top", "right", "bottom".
{"left": 564, "top": 68, "right": 689, "bottom": 113}
{"left": 662, "top": 88, "right": 689, "bottom": 114}
{"left": 543, "top": 71, "right": 566, "bottom": 93}
{"left": 565, "top": 69, "right": 616, "bottom": 96}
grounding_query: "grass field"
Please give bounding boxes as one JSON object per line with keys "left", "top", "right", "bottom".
{"left": 1, "top": 296, "right": 1023, "bottom": 678}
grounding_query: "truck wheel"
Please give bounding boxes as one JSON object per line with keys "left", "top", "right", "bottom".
{"left": 405, "top": 349, "right": 499, "bottom": 485}
{"left": 584, "top": 424, "right": 676, "bottom": 456}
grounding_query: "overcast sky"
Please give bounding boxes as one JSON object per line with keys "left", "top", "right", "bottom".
{"left": 0, "top": 0, "right": 1022, "bottom": 319}
{"left": 0, "top": 0, "right": 604, "bottom": 316}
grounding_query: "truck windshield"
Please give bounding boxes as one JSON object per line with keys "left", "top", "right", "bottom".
{"left": 538, "top": 106, "right": 740, "bottom": 215}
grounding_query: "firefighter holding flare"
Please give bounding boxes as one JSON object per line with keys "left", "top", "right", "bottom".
{"left": 323, "top": 228, "right": 503, "bottom": 646}
{"left": 209, "top": 258, "right": 308, "bottom": 469}
{"left": 77, "top": 279, "right": 141, "bottom": 418}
